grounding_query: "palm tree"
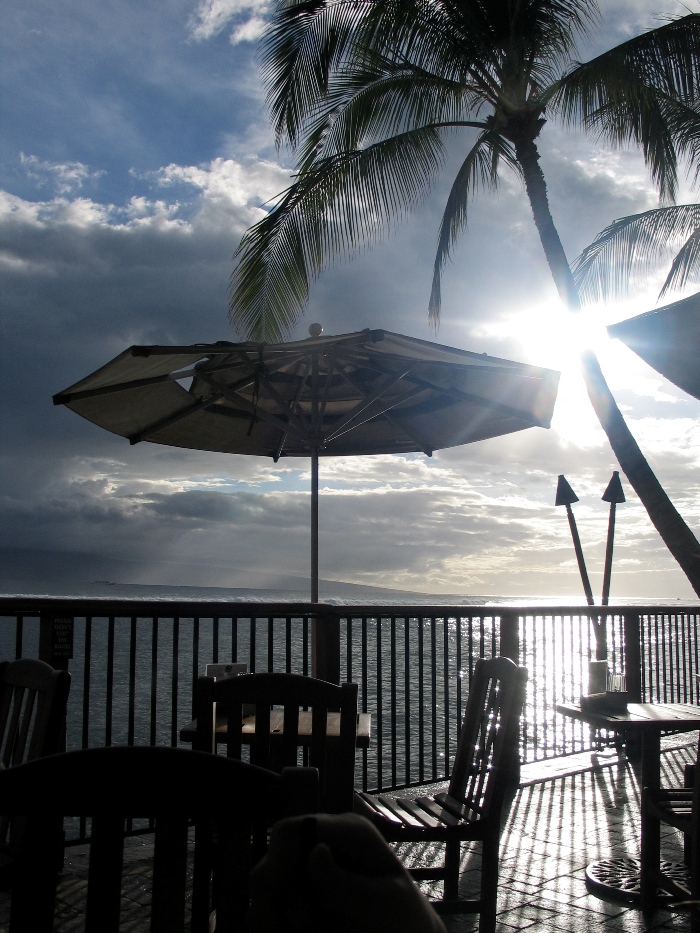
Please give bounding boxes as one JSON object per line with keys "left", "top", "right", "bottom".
{"left": 229, "top": 0, "right": 700, "bottom": 596}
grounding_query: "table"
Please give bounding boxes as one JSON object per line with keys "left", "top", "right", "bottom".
{"left": 557, "top": 701, "right": 700, "bottom": 901}
{"left": 179, "top": 710, "right": 372, "bottom": 748}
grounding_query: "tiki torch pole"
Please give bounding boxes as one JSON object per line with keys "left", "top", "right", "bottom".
{"left": 555, "top": 475, "right": 594, "bottom": 607}
{"left": 601, "top": 471, "right": 625, "bottom": 607}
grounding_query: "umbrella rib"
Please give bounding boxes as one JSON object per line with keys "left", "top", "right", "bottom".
{"left": 54, "top": 373, "right": 177, "bottom": 405}
{"left": 253, "top": 374, "right": 312, "bottom": 438}
{"left": 326, "top": 387, "right": 434, "bottom": 454}
{"left": 53, "top": 359, "right": 263, "bottom": 406}
{"left": 335, "top": 347, "right": 548, "bottom": 420}
{"left": 194, "top": 373, "right": 311, "bottom": 446}
{"left": 324, "top": 369, "right": 424, "bottom": 442}
{"left": 345, "top": 354, "right": 549, "bottom": 426}
{"left": 229, "top": 348, "right": 308, "bottom": 376}
{"left": 374, "top": 410, "right": 434, "bottom": 456}
{"left": 128, "top": 393, "right": 224, "bottom": 444}
{"left": 274, "top": 359, "right": 312, "bottom": 461}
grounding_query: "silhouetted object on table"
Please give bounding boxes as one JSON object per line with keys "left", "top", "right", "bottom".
{"left": 0, "top": 658, "right": 71, "bottom": 891}
{"left": 0, "top": 745, "right": 319, "bottom": 933}
{"left": 192, "top": 672, "right": 359, "bottom": 813}
{"left": 355, "top": 656, "right": 527, "bottom": 933}
{"left": 248, "top": 812, "right": 446, "bottom": 933}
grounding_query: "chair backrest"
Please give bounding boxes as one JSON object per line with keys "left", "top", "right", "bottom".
{"left": 448, "top": 656, "right": 528, "bottom": 821}
{"left": 0, "top": 745, "right": 319, "bottom": 933}
{"left": 194, "top": 672, "right": 359, "bottom": 814}
{"left": 0, "top": 659, "right": 71, "bottom": 846}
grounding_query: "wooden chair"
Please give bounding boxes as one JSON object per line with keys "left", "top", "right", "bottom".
{"left": 194, "top": 672, "right": 359, "bottom": 813}
{"left": 0, "top": 658, "right": 71, "bottom": 888}
{"left": 355, "top": 656, "right": 527, "bottom": 933}
{"left": 640, "top": 736, "right": 700, "bottom": 931}
{"left": 0, "top": 744, "right": 319, "bottom": 933}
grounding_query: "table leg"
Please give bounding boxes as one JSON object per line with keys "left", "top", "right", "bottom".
{"left": 641, "top": 730, "right": 661, "bottom": 792}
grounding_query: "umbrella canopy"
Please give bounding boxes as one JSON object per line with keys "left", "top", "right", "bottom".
{"left": 54, "top": 327, "right": 560, "bottom": 600}
{"left": 607, "top": 292, "right": 700, "bottom": 401}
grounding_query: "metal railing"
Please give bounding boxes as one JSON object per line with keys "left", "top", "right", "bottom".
{"left": 2, "top": 598, "right": 699, "bottom": 797}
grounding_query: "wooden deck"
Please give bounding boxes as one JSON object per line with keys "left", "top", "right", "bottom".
{"left": 1, "top": 735, "right": 697, "bottom": 931}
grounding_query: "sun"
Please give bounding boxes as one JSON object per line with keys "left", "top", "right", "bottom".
{"left": 495, "top": 298, "right": 642, "bottom": 446}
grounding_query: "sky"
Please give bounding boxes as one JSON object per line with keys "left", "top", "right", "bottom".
{"left": 2, "top": 0, "right": 700, "bottom": 603}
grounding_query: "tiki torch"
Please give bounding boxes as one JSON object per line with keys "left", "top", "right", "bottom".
{"left": 601, "top": 471, "right": 625, "bottom": 606}
{"left": 555, "top": 474, "right": 594, "bottom": 607}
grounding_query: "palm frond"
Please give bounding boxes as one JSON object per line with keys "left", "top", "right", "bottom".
{"left": 298, "top": 66, "right": 481, "bottom": 165}
{"left": 555, "top": 14, "right": 700, "bottom": 202}
{"left": 662, "top": 97, "right": 700, "bottom": 186}
{"left": 660, "top": 226, "right": 700, "bottom": 298}
{"left": 260, "top": 0, "right": 369, "bottom": 149}
{"left": 229, "top": 128, "right": 445, "bottom": 340}
{"left": 572, "top": 204, "right": 700, "bottom": 302}
{"left": 428, "top": 132, "right": 518, "bottom": 324}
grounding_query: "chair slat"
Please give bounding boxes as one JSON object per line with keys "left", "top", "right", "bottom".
{"left": 151, "top": 815, "right": 189, "bottom": 933}
{"left": 85, "top": 811, "right": 125, "bottom": 933}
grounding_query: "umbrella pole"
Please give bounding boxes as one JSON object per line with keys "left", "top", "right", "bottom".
{"left": 311, "top": 448, "right": 319, "bottom": 603}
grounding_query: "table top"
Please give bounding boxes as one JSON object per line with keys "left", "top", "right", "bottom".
{"left": 180, "top": 710, "right": 372, "bottom": 748}
{"left": 556, "top": 701, "right": 700, "bottom": 732}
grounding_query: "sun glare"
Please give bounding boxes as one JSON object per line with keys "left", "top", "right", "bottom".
{"left": 488, "top": 299, "right": 641, "bottom": 446}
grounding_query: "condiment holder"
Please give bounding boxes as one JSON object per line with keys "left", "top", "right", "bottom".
{"left": 581, "top": 662, "right": 629, "bottom": 713}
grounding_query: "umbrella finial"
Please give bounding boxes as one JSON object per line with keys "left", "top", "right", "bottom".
{"left": 309, "top": 323, "right": 323, "bottom": 337}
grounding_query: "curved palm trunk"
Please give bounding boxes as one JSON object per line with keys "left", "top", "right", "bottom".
{"left": 515, "top": 135, "right": 700, "bottom": 598}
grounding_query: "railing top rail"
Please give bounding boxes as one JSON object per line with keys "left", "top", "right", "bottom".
{"left": 0, "top": 596, "right": 698, "bottom": 618}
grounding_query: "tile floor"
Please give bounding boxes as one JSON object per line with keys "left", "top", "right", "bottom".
{"left": 1, "top": 735, "right": 697, "bottom": 931}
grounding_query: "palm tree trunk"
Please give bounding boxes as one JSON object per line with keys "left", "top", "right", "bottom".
{"left": 514, "top": 134, "right": 700, "bottom": 598}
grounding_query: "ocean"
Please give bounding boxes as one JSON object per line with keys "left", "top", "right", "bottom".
{"left": 2, "top": 578, "right": 697, "bottom": 607}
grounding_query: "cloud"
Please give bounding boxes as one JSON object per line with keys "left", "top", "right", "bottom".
{"left": 230, "top": 16, "right": 267, "bottom": 44}
{"left": 188, "top": 0, "right": 269, "bottom": 44}
{"left": 0, "top": 155, "right": 291, "bottom": 279}
{"left": 19, "top": 154, "right": 105, "bottom": 196}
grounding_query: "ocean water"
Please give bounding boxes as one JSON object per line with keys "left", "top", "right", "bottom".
{"left": 3, "top": 578, "right": 697, "bottom": 607}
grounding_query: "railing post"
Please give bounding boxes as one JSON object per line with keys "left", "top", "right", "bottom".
{"left": 498, "top": 611, "right": 521, "bottom": 784}
{"left": 623, "top": 611, "right": 643, "bottom": 762}
{"left": 624, "top": 612, "right": 642, "bottom": 702}
{"left": 312, "top": 611, "right": 340, "bottom": 684}
{"left": 499, "top": 611, "right": 520, "bottom": 664}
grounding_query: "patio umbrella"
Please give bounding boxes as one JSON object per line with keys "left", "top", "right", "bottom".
{"left": 53, "top": 326, "right": 560, "bottom": 601}
{"left": 607, "top": 292, "right": 700, "bottom": 401}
